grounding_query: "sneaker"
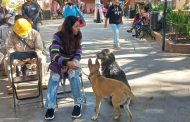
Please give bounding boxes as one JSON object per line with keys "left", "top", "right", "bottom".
{"left": 132, "top": 34, "right": 138, "bottom": 37}
{"left": 127, "top": 30, "right": 132, "bottom": 33}
{"left": 115, "top": 45, "right": 121, "bottom": 50}
{"left": 72, "top": 104, "right": 82, "bottom": 118}
{"left": 45, "top": 108, "right": 55, "bottom": 120}
{"left": 112, "top": 44, "right": 116, "bottom": 49}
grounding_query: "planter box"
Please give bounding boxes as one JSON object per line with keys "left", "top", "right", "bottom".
{"left": 153, "top": 31, "right": 190, "bottom": 54}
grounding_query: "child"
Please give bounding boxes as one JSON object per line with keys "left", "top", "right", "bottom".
{"left": 127, "top": 13, "right": 140, "bottom": 33}
{"left": 132, "top": 16, "right": 145, "bottom": 37}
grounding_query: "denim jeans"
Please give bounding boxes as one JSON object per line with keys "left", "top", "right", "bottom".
{"left": 110, "top": 24, "right": 121, "bottom": 47}
{"left": 45, "top": 68, "right": 83, "bottom": 109}
{"left": 33, "top": 22, "right": 40, "bottom": 32}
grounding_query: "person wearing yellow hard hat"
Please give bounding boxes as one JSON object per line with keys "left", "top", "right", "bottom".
{"left": 13, "top": 18, "right": 32, "bottom": 38}
{"left": 4, "top": 18, "right": 47, "bottom": 93}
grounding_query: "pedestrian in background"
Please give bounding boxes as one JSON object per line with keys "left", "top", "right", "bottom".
{"left": 0, "top": 2, "right": 8, "bottom": 26}
{"left": 94, "top": 0, "right": 104, "bottom": 23}
{"left": 104, "top": 0, "right": 123, "bottom": 49}
{"left": 22, "top": 0, "right": 41, "bottom": 31}
{"left": 64, "top": 0, "right": 85, "bottom": 25}
{"left": 127, "top": 13, "right": 140, "bottom": 33}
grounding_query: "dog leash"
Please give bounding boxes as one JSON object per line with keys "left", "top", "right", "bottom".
{"left": 80, "top": 67, "right": 89, "bottom": 77}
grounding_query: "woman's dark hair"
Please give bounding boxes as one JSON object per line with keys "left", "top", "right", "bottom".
{"left": 58, "top": 16, "right": 82, "bottom": 54}
{"left": 144, "top": 6, "right": 149, "bottom": 12}
{"left": 135, "top": 13, "right": 140, "bottom": 19}
{"left": 66, "top": 0, "right": 74, "bottom": 6}
{"left": 67, "top": 2, "right": 74, "bottom": 6}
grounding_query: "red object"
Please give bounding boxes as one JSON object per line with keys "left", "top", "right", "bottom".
{"left": 78, "top": 17, "right": 86, "bottom": 28}
{"left": 133, "top": 18, "right": 140, "bottom": 24}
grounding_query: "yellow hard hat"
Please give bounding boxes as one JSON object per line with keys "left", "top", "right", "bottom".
{"left": 13, "top": 18, "right": 32, "bottom": 37}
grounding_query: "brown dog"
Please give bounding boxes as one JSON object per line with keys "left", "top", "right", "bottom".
{"left": 88, "top": 58, "right": 135, "bottom": 121}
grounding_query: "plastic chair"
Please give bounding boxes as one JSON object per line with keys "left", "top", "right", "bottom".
{"left": 9, "top": 51, "right": 44, "bottom": 111}
{"left": 56, "top": 71, "right": 86, "bottom": 106}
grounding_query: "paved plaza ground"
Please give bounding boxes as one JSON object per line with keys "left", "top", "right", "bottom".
{"left": 0, "top": 15, "right": 190, "bottom": 122}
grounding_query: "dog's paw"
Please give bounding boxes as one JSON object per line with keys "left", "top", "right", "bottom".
{"left": 91, "top": 115, "right": 98, "bottom": 121}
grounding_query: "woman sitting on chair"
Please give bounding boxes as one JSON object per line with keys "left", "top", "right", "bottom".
{"left": 45, "top": 16, "right": 84, "bottom": 120}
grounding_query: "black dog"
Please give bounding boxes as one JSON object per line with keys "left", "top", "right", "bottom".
{"left": 96, "top": 49, "right": 131, "bottom": 90}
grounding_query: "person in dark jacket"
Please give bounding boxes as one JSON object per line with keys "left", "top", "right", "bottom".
{"left": 22, "top": 0, "right": 41, "bottom": 31}
{"left": 104, "top": 0, "right": 123, "bottom": 49}
{"left": 0, "top": 3, "right": 8, "bottom": 26}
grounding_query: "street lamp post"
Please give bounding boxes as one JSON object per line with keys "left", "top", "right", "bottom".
{"left": 162, "top": 0, "right": 167, "bottom": 51}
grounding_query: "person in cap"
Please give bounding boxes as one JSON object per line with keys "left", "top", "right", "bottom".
{"left": 4, "top": 18, "right": 47, "bottom": 91}
{"left": 45, "top": 16, "right": 84, "bottom": 120}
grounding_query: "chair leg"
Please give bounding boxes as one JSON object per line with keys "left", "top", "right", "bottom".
{"left": 12, "top": 84, "right": 17, "bottom": 112}
{"left": 40, "top": 82, "right": 44, "bottom": 108}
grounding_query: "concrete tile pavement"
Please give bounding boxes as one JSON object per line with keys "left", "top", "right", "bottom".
{"left": 0, "top": 15, "right": 190, "bottom": 122}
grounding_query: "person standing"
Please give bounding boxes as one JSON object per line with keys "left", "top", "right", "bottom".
{"left": 45, "top": 16, "right": 84, "bottom": 120}
{"left": 63, "top": 0, "right": 85, "bottom": 24}
{"left": 0, "top": 2, "right": 8, "bottom": 26}
{"left": 22, "top": 0, "right": 41, "bottom": 31}
{"left": 104, "top": 0, "right": 123, "bottom": 49}
{"left": 94, "top": 0, "right": 104, "bottom": 23}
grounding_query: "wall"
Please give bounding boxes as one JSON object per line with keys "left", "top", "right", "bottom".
{"left": 175, "top": 0, "right": 186, "bottom": 9}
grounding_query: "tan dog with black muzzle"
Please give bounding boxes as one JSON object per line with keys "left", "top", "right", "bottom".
{"left": 88, "top": 58, "right": 135, "bottom": 122}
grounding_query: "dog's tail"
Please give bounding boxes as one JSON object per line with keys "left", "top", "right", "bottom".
{"left": 124, "top": 86, "right": 136, "bottom": 100}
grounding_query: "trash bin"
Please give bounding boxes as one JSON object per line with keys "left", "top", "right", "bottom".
{"left": 42, "top": 10, "right": 51, "bottom": 20}
{"left": 129, "top": 9, "right": 136, "bottom": 19}
{"left": 150, "top": 11, "right": 159, "bottom": 30}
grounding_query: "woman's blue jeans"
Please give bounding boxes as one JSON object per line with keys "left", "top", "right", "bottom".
{"left": 110, "top": 24, "right": 121, "bottom": 47}
{"left": 45, "top": 69, "right": 83, "bottom": 109}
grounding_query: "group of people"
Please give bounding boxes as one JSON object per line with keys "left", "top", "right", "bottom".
{"left": 0, "top": 0, "right": 46, "bottom": 89}
{"left": 127, "top": 5, "right": 150, "bottom": 37}
{"left": 0, "top": 0, "right": 152, "bottom": 120}
{"left": 0, "top": 0, "right": 86, "bottom": 120}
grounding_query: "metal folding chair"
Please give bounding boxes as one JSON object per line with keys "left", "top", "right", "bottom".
{"left": 9, "top": 51, "right": 44, "bottom": 111}
{"left": 56, "top": 72, "right": 86, "bottom": 106}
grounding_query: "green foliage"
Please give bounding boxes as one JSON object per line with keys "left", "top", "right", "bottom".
{"left": 2, "top": 0, "right": 10, "bottom": 6}
{"left": 167, "top": 11, "right": 190, "bottom": 34}
{"left": 187, "top": 20, "right": 190, "bottom": 36}
{"left": 9, "top": 2, "right": 21, "bottom": 13}
{"left": 152, "top": 3, "right": 165, "bottom": 12}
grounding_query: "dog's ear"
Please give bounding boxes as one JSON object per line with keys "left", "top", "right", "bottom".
{"left": 88, "top": 58, "right": 92, "bottom": 68}
{"left": 109, "top": 52, "right": 115, "bottom": 61}
{"left": 95, "top": 58, "right": 100, "bottom": 68}
{"left": 105, "top": 49, "right": 110, "bottom": 54}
